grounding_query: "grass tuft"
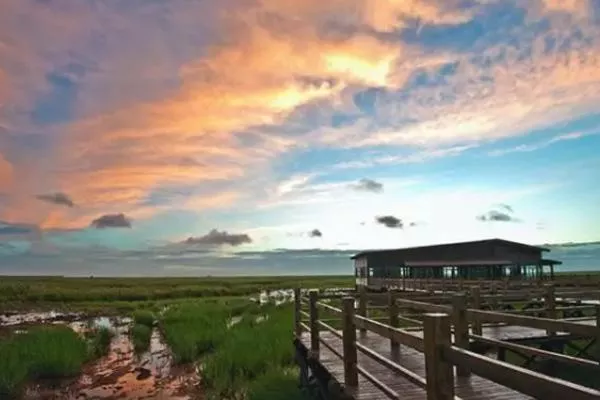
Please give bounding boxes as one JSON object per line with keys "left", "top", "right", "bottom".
{"left": 202, "top": 305, "right": 296, "bottom": 398}
{"left": 86, "top": 326, "right": 113, "bottom": 358}
{"left": 161, "top": 303, "right": 230, "bottom": 364}
{"left": 0, "top": 326, "right": 88, "bottom": 397}
{"left": 132, "top": 310, "right": 155, "bottom": 327}
{"left": 131, "top": 324, "right": 152, "bottom": 353}
{"left": 246, "top": 369, "right": 308, "bottom": 400}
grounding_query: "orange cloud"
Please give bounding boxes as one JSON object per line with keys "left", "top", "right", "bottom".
{"left": 0, "top": 153, "right": 12, "bottom": 191}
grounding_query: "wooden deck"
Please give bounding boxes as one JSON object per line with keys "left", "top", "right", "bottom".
{"left": 295, "top": 287, "right": 600, "bottom": 400}
{"left": 300, "top": 330, "right": 533, "bottom": 400}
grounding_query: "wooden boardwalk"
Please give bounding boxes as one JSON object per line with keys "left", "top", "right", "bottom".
{"left": 300, "top": 330, "right": 532, "bottom": 400}
{"left": 295, "top": 287, "right": 600, "bottom": 400}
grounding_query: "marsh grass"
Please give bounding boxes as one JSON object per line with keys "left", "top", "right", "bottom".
{"left": 132, "top": 310, "right": 155, "bottom": 327}
{"left": 86, "top": 326, "right": 113, "bottom": 358}
{"left": 0, "top": 326, "right": 88, "bottom": 397}
{"left": 131, "top": 324, "right": 152, "bottom": 353}
{"left": 202, "top": 305, "right": 296, "bottom": 399}
{"left": 161, "top": 303, "right": 231, "bottom": 364}
{"left": 246, "top": 369, "right": 308, "bottom": 400}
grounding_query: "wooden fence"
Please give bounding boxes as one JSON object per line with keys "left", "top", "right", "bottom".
{"left": 294, "top": 288, "right": 600, "bottom": 400}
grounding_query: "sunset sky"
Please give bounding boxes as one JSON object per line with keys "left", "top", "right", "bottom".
{"left": 1, "top": 0, "right": 600, "bottom": 275}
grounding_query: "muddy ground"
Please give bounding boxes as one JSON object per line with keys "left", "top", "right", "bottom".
{"left": 1, "top": 312, "right": 201, "bottom": 400}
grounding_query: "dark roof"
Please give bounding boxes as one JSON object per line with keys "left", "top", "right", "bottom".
{"left": 350, "top": 238, "right": 549, "bottom": 260}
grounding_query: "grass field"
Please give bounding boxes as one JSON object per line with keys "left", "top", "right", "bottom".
{"left": 0, "top": 275, "right": 352, "bottom": 399}
{"left": 0, "top": 275, "right": 353, "bottom": 313}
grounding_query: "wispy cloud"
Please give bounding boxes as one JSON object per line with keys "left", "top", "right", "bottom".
{"left": 183, "top": 229, "right": 252, "bottom": 247}
{"left": 350, "top": 178, "right": 383, "bottom": 193}
{"left": 36, "top": 192, "right": 75, "bottom": 208}
{"left": 488, "top": 128, "right": 600, "bottom": 156}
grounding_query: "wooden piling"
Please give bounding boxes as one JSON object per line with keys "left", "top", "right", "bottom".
{"left": 388, "top": 291, "right": 400, "bottom": 356}
{"left": 471, "top": 286, "right": 482, "bottom": 336}
{"left": 342, "top": 296, "right": 358, "bottom": 388}
{"left": 424, "top": 313, "right": 455, "bottom": 400}
{"left": 544, "top": 284, "right": 556, "bottom": 336}
{"left": 452, "top": 293, "right": 470, "bottom": 376}
{"left": 309, "top": 289, "right": 319, "bottom": 356}
{"left": 294, "top": 288, "right": 301, "bottom": 338}
{"left": 358, "top": 285, "right": 367, "bottom": 336}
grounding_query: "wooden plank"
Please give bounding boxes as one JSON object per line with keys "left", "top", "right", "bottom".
{"left": 469, "top": 333, "right": 600, "bottom": 370}
{"left": 443, "top": 346, "right": 600, "bottom": 400}
{"left": 467, "top": 308, "right": 598, "bottom": 337}
{"left": 354, "top": 314, "right": 425, "bottom": 352}
{"left": 343, "top": 296, "right": 359, "bottom": 387}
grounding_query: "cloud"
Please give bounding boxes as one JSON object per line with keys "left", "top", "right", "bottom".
{"left": 488, "top": 128, "right": 600, "bottom": 156}
{"left": 184, "top": 229, "right": 252, "bottom": 247}
{"left": 308, "top": 229, "right": 323, "bottom": 238}
{"left": 375, "top": 215, "right": 403, "bottom": 229}
{"left": 350, "top": 178, "right": 383, "bottom": 193}
{"left": 476, "top": 209, "right": 521, "bottom": 223}
{"left": 90, "top": 213, "right": 132, "bottom": 229}
{"left": 36, "top": 192, "right": 75, "bottom": 208}
{"left": 497, "top": 203, "right": 513, "bottom": 213}
{"left": 0, "top": 221, "right": 38, "bottom": 236}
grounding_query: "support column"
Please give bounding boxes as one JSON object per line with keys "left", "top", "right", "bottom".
{"left": 424, "top": 313, "right": 455, "bottom": 400}
{"left": 309, "top": 290, "right": 320, "bottom": 356}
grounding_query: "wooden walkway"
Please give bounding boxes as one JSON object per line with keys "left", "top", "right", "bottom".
{"left": 300, "top": 330, "right": 533, "bottom": 400}
{"left": 295, "top": 287, "right": 600, "bottom": 400}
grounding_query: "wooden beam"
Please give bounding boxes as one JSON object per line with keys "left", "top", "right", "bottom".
{"left": 423, "top": 313, "right": 455, "bottom": 400}
{"left": 467, "top": 308, "right": 598, "bottom": 337}
{"left": 388, "top": 291, "right": 400, "bottom": 356}
{"left": 342, "top": 296, "right": 358, "bottom": 388}
{"left": 471, "top": 286, "right": 482, "bottom": 336}
{"left": 309, "top": 290, "right": 320, "bottom": 356}
{"left": 294, "top": 288, "right": 302, "bottom": 338}
{"left": 444, "top": 346, "right": 600, "bottom": 400}
{"left": 452, "top": 293, "right": 470, "bottom": 377}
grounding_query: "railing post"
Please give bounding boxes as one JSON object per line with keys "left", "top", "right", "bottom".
{"left": 388, "top": 291, "right": 400, "bottom": 357}
{"left": 358, "top": 285, "right": 367, "bottom": 336}
{"left": 294, "top": 288, "right": 301, "bottom": 338}
{"left": 489, "top": 283, "right": 498, "bottom": 310}
{"left": 471, "top": 286, "right": 482, "bottom": 336}
{"left": 596, "top": 305, "right": 600, "bottom": 328}
{"left": 452, "top": 293, "right": 470, "bottom": 376}
{"left": 544, "top": 284, "right": 556, "bottom": 336}
{"left": 309, "top": 290, "right": 320, "bottom": 356}
{"left": 342, "top": 296, "right": 358, "bottom": 388}
{"left": 423, "top": 313, "right": 455, "bottom": 400}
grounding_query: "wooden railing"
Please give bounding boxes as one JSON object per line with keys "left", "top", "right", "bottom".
{"left": 367, "top": 275, "right": 600, "bottom": 293}
{"left": 294, "top": 288, "right": 600, "bottom": 400}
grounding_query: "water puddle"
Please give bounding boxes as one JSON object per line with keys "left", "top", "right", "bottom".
{"left": 1, "top": 311, "right": 201, "bottom": 399}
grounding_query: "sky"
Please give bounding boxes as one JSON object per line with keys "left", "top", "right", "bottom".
{"left": 1, "top": 0, "right": 600, "bottom": 276}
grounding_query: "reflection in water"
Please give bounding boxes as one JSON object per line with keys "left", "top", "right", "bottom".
{"left": 0, "top": 313, "right": 201, "bottom": 400}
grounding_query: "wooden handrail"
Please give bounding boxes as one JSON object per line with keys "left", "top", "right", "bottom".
{"left": 354, "top": 314, "right": 425, "bottom": 352}
{"left": 355, "top": 341, "right": 426, "bottom": 387}
{"left": 469, "top": 334, "right": 600, "bottom": 370}
{"left": 443, "top": 346, "right": 600, "bottom": 400}
{"left": 295, "top": 286, "right": 600, "bottom": 400}
{"left": 467, "top": 308, "right": 598, "bottom": 337}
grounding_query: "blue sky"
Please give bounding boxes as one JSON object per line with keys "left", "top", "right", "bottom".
{"left": 1, "top": 0, "right": 600, "bottom": 275}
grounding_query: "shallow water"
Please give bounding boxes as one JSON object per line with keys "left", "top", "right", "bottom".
{"left": 1, "top": 311, "right": 201, "bottom": 400}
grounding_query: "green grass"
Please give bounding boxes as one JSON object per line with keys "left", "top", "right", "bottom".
{"left": 160, "top": 303, "right": 232, "bottom": 364}
{"left": 246, "top": 369, "right": 308, "bottom": 400}
{"left": 0, "top": 326, "right": 89, "bottom": 398}
{"left": 131, "top": 324, "right": 152, "bottom": 353}
{"left": 132, "top": 310, "right": 155, "bottom": 327}
{"left": 86, "top": 326, "right": 113, "bottom": 358}
{"left": 202, "top": 305, "right": 297, "bottom": 399}
{"left": 0, "top": 275, "right": 353, "bottom": 308}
